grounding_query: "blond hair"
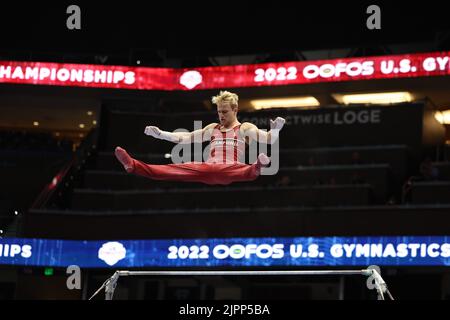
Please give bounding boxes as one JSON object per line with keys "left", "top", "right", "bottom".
{"left": 211, "top": 91, "right": 239, "bottom": 107}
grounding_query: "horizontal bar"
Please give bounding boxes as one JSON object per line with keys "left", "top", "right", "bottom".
{"left": 117, "top": 270, "right": 372, "bottom": 277}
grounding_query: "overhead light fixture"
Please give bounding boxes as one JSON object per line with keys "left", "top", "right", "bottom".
{"left": 250, "top": 96, "right": 320, "bottom": 110}
{"left": 79, "top": 124, "right": 85, "bottom": 129}
{"left": 33, "top": 121, "right": 39, "bottom": 126}
{"left": 434, "top": 110, "right": 450, "bottom": 124}
{"left": 92, "top": 120, "right": 97, "bottom": 125}
{"left": 87, "top": 111, "right": 93, "bottom": 116}
{"left": 332, "top": 92, "right": 413, "bottom": 105}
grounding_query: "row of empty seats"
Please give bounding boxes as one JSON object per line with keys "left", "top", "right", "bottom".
{"left": 411, "top": 181, "right": 450, "bottom": 204}
{"left": 71, "top": 184, "right": 372, "bottom": 211}
{"left": 0, "top": 130, "right": 73, "bottom": 152}
{"left": 83, "top": 163, "right": 390, "bottom": 202}
{"left": 96, "top": 144, "right": 408, "bottom": 176}
{"left": 78, "top": 145, "right": 403, "bottom": 209}
{"left": 408, "top": 161, "right": 450, "bottom": 204}
{"left": 72, "top": 148, "right": 450, "bottom": 210}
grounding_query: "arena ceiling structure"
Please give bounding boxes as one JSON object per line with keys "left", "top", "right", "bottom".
{"left": 1, "top": 2, "right": 450, "bottom": 66}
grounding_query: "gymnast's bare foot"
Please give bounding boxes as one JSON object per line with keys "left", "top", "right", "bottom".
{"left": 115, "top": 146, "right": 134, "bottom": 173}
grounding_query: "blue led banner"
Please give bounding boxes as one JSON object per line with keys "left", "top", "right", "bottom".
{"left": 1, "top": 236, "right": 449, "bottom": 268}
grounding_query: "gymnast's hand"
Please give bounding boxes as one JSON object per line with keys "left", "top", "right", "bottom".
{"left": 144, "top": 126, "right": 161, "bottom": 138}
{"left": 270, "top": 117, "right": 286, "bottom": 131}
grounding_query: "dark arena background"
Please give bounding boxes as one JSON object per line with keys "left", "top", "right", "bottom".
{"left": 1, "top": 1, "right": 450, "bottom": 308}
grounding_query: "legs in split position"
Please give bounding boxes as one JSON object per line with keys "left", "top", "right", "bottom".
{"left": 114, "top": 146, "right": 270, "bottom": 185}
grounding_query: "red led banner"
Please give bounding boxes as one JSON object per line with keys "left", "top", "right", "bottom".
{"left": 0, "top": 52, "right": 449, "bottom": 91}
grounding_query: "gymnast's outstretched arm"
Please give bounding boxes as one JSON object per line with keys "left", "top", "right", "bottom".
{"left": 241, "top": 117, "right": 286, "bottom": 144}
{"left": 144, "top": 122, "right": 218, "bottom": 144}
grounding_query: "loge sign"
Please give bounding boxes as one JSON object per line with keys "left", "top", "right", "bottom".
{"left": 0, "top": 52, "right": 449, "bottom": 91}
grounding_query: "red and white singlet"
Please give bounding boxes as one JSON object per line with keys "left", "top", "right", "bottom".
{"left": 207, "top": 123, "right": 246, "bottom": 164}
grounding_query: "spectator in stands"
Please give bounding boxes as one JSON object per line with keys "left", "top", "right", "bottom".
{"left": 401, "top": 156, "right": 439, "bottom": 203}
{"left": 401, "top": 179, "right": 413, "bottom": 204}
{"left": 419, "top": 156, "right": 439, "bottom": 181}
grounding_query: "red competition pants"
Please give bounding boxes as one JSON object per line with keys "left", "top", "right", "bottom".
{"left": 130, "top": 158, "right": 261, "bottom": 185}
